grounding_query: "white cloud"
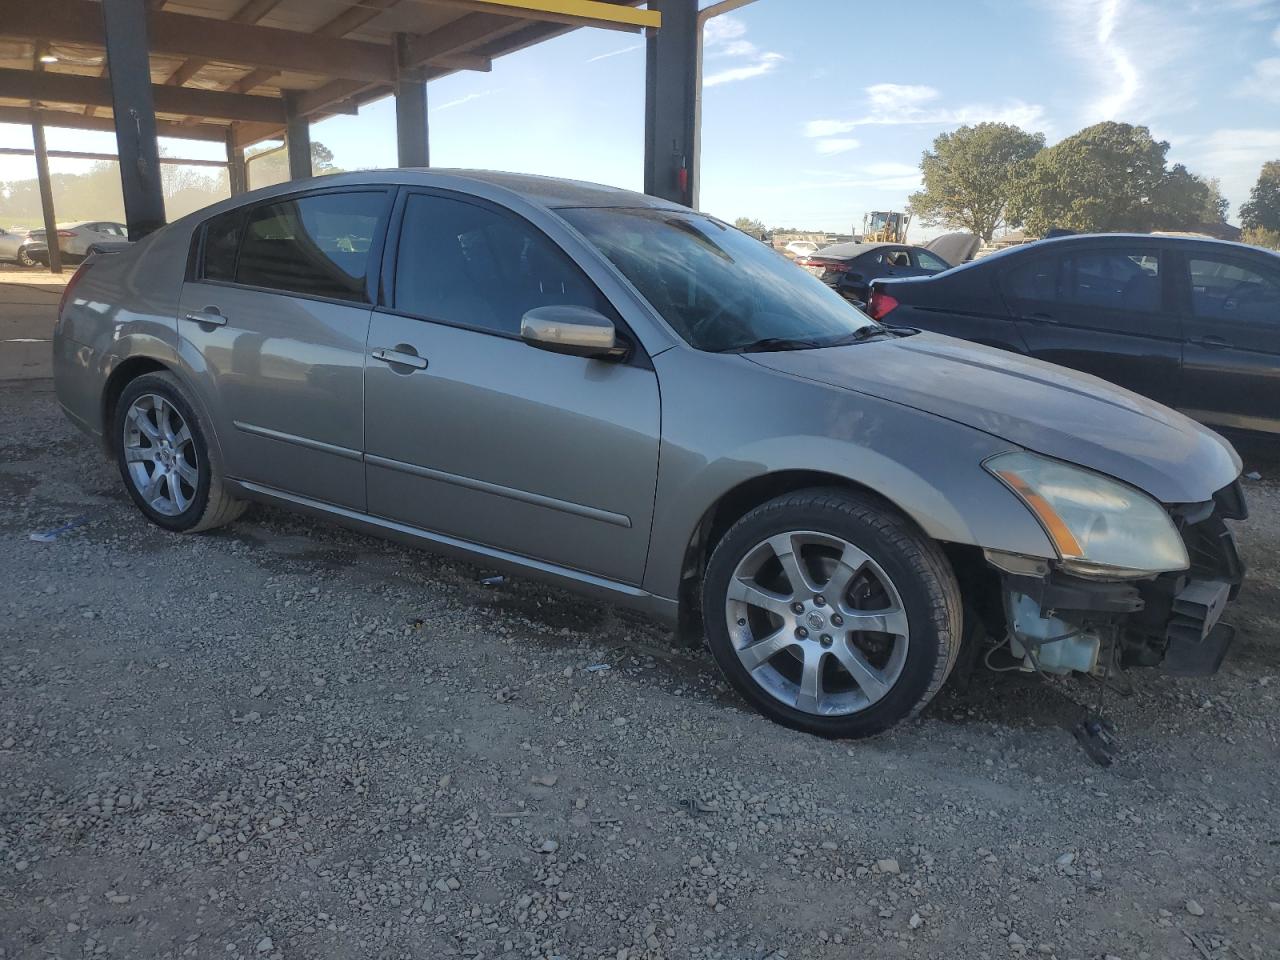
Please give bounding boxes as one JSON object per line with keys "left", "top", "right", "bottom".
{"left": 705, "top": 53, "right": 784, "bottom": 87}
{"left": 431, "top": 90, "right": 500, "bottom": 113}
{"left": 805, "top": 83, "right": 1046, "bottom": 136}
{"left": 1274, "top": 22, "right": 1280, "bottom": 45}
{"left": 1173, "top": 127, "right": 1280, "bottom": 221}
{"left": 700, "top": 13, "right": 784, "bottom": 87}
{"left": 1236, "top": 58, "right": 1280, "bottom": 103}
{"left": 866, "top": 83, "right": 940, "bottom": 110}
{"left": 586, "top": 43, "right": 642, "bottom": 64}
{"left": 814, "top": 138, "right": 860, "bottom": 156}
{"left": 1045, "top": 0, "right": 1200, "bottom": 125}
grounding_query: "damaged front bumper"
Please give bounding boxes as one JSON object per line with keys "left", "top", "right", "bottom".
{"left": 987, "top": 480, "right": 1247, "bottom": 678}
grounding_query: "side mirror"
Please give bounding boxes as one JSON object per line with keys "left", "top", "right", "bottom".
{"left": 520, "top": 305, "right": 627, "bottom": 360}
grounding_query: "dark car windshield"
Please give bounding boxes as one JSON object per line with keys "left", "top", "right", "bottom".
{"left": 561, "top": 207, "right": 877, "bottom": 352}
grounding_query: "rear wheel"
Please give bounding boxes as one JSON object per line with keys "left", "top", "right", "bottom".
{"left": 703, "top": 488, "right": 961, "bottom": 738}
{"left": 17, "top": 247, "right": 38, "bottom": 268}
{"left": 113, "top": 372, "right": 246, "bottom": 533}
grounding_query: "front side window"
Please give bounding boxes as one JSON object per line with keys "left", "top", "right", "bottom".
{"left": 231, "top": 191, "right": 386, "bottom": 303}
{"left": 1062, "top": 249, "right": 1161, "bottom": 312}
{"left": 393, "top": 193, "right": 610, "bottom": 336}
{"left": 1189, "top": 255, "right": 1280, "bottom": 324}
{"left": 561, "top": 207, "right": 875, "bottom": 352}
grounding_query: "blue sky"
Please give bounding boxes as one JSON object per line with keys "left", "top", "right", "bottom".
{"left": 2, "top": 0, "right": 1279, "bottom": 237}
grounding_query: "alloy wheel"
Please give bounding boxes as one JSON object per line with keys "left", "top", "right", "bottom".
{"left": 724, "top": 530, "right": 910, "bottom": 717}
{"left": 122, "top": 394, "right": 199, "bottom": 516}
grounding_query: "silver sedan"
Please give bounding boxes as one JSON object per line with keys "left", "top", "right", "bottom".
{"left": 52, "top": 170, "right": 1246, "bottom": 738}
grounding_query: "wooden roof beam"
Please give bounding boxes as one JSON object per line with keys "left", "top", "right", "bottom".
{"left": 0, "top": 0, "right": 398, "bottom": 84}
{"left": 0, "top": 67, "right": 289, "bottom": 123}
{"left": 0, "top": 105, "right": 230, "bottom": 141}
{"left": 413, "top": 0, "right": 659, "bottom": 32}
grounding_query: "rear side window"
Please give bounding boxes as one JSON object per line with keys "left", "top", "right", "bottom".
{"left": 202, "top": 209, "right": 242, "bottom": 282}
{"left": 1063, "top": 249, "right": 1161, "bottom": 312}
{"left": 392, "top": 193, "right": 609, "bottom": 336}
{"left": 210, "top": 191, "right": 387, "bottom": 303}
{"left": 1189, "top": 256, "right": 1280, "bottom": 324}
{"left": 1004, "top": 255, "right": 1060, "bottom": 301}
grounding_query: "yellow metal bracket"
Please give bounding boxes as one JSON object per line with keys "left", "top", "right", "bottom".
{"left": 421, "top": 0, "right": 661, "bottom": 31}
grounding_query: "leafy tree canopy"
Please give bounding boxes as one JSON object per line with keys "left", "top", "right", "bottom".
{"left": 1240, "top": 160, "right": 1280, "bottom": 233}
{"left": 908, "top": 122, "right": 1045, "bottom": 242}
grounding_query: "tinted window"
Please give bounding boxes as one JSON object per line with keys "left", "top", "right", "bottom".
{"left": 562, "top": 207, "right": 876, "bottom": 352}
{"left": 1063, "top": 250, "right": 1161, "bottom": 311}
{"left": 881, "top": 250, "right": 911, "bottom": 268}
{"left": 393, "top": 193, "right": 609, "bottom": 336}
{"left": 915, "top": 250, "right": 949, "bottom": 271}
{"left": 1004, "top": 255, "right": 1060, "bottom": 301}
{"left": 234, "top": 192, "right": 386, "bottom": 303}
{"left": 1189, "top": 256, "right": 1280, "bottom": 324}
{"left": 202, "top": 209, "right": 243, "bottom": 282}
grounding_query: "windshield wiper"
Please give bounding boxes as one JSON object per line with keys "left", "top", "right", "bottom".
{"left": 718, "top": 336, "right": 830, "bottom": 354}
{"left": 819, "top": 325, "right": 890, "bottom": 346}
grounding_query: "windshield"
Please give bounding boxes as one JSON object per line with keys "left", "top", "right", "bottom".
{"left": 561, "top": 207, "right": 877, "bottom": 352}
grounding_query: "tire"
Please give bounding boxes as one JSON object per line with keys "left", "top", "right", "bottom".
{"left": 112, "top": 371, "right": 246, "bottom": 533}
{"left": 702, "top": 487, "right": 962, "bottom": 739}
{"left": 18, "top": 247, "right": 38, "bottom": 268}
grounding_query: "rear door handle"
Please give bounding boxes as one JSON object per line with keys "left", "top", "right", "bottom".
{"left": 371, "top": 347, "right": 428, "bottom": 370}
{"left": 1189, "top": 335, "right": 1229, "bottom": 349}
{"left": 185, "top": 308, "right": 227, "bottom": 327}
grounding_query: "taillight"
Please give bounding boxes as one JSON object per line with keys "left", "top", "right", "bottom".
{"left": 56, "top": 230, "right": 76, "bottom": 238}
{"left": 797, "top": 258, "right": 850, "bottom": 274}
{"left": 867, "top": 289, "right": 899, "bottom": 320}
{"left": 58, "top": 260, "right": 93, "bottom": 317}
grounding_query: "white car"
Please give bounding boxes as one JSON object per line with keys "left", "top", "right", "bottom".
{"left": 33, "top": 221, "right": 130, "bottom": 260}
{"left": 0, "top": 226, "right": 43, "bottom": 267}
{"left": 783, "top": 240, "right": 819, "bottom": 259}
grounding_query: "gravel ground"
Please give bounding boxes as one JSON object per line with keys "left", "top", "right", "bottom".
{"left": 2, "top": 378, "right": 1278, "bottom": 960}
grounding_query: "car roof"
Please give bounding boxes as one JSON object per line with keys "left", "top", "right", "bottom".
{"left": 995, "top": 232, "right": 1279, "bottom": 258}
{"left": 813, "top": 241, "right": 911, "bottom": 258}
{"left": 225, "top": 168, "right": 688, "bottom": 213}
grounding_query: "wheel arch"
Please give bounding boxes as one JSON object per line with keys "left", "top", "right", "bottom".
{"left": 100, "top": 355, "right": 224, "bottom": 466}
{"left": 673, "top": 469, "right": 940, "bottom": 639}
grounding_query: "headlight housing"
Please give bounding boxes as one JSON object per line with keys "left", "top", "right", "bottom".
{"left": 985, "top": 451, "right": 1188, "bottom": 580}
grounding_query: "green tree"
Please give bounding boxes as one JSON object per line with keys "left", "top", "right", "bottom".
{"left": 733, "top": 216, "right": 767, "bottom": 239}
{"left": 907, "top": 122, "right": 1045, "bottom": 243}
{"left": 1241, "top": 226, "right": 1280, "bottom": 252}
{"left": 247, "top": 141, "right": 341, "bottom": 189}
{"left": 1153, "top": 166, "right": 1229, "bottom": 229}
{"left": 1240, "top": 160, "right": 1280, "bottom": 233}
{"left": 1011, "top": 122, "right": 1227, "bottom": 234}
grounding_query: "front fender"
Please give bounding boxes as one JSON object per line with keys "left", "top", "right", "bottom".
{"left": 642, "top": 348, "right": 1055, "bottom": 601}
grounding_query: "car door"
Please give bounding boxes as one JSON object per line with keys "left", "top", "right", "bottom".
{"left": 1002, "top": 243, "right": 1181, "bottom": 406}
{"left": 178, "top": 188, "right": 392, "bottom": 509}
{"left": 1177, "top": 248, "right": 1280, "bottom": 434}
{"left": 363, "top": 189, "right": 661, "bottom": 585}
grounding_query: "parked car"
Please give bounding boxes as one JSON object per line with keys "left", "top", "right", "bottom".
{"left": 867, "top": 233, "right": 1280, "bottom": 437}
{"left": 783, "top": 240, "right": 819, "bottom": 259}
{"left": 53, "top": 172, "right": 1246, "bottom": 739}
{"left": 31, "top": 221, "right": 130, "bottom": 262}
{"left": 0, "top": 226, "right": 44, "bottom": 267}
{"left": 798, "top": 242, "right": 952, "bottom": 304}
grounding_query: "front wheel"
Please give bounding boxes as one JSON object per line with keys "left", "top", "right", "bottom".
{"left": 113, "top": 371, "right": 246, "bottom": 533}
{"left": 702, "top": 488, "right": 962, "bottom": 739}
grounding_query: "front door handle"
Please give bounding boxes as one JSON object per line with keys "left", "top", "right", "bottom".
{"left": 371, "top": 347, "right": 428, "bottom": 370}
{"left": 185, "top": 308, "right": 226, "bottom": 327}
{"left": 1189, "top": 335, "right": 1229, "bottom": 349}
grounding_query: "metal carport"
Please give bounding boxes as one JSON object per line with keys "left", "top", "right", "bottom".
{"left": 0, "top": 0, "right": 721, "bottom": 272}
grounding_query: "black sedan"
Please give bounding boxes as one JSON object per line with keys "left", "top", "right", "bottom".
{"left": 797, "top": 242, "right": 952, "bottom": 304}
{"left": 868, "top": 234, "right": 1280, "bottom": 437}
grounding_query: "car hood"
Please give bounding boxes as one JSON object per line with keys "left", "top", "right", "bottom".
{"left": 747, "top": 332, "right": 1241, "bottom": 504}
